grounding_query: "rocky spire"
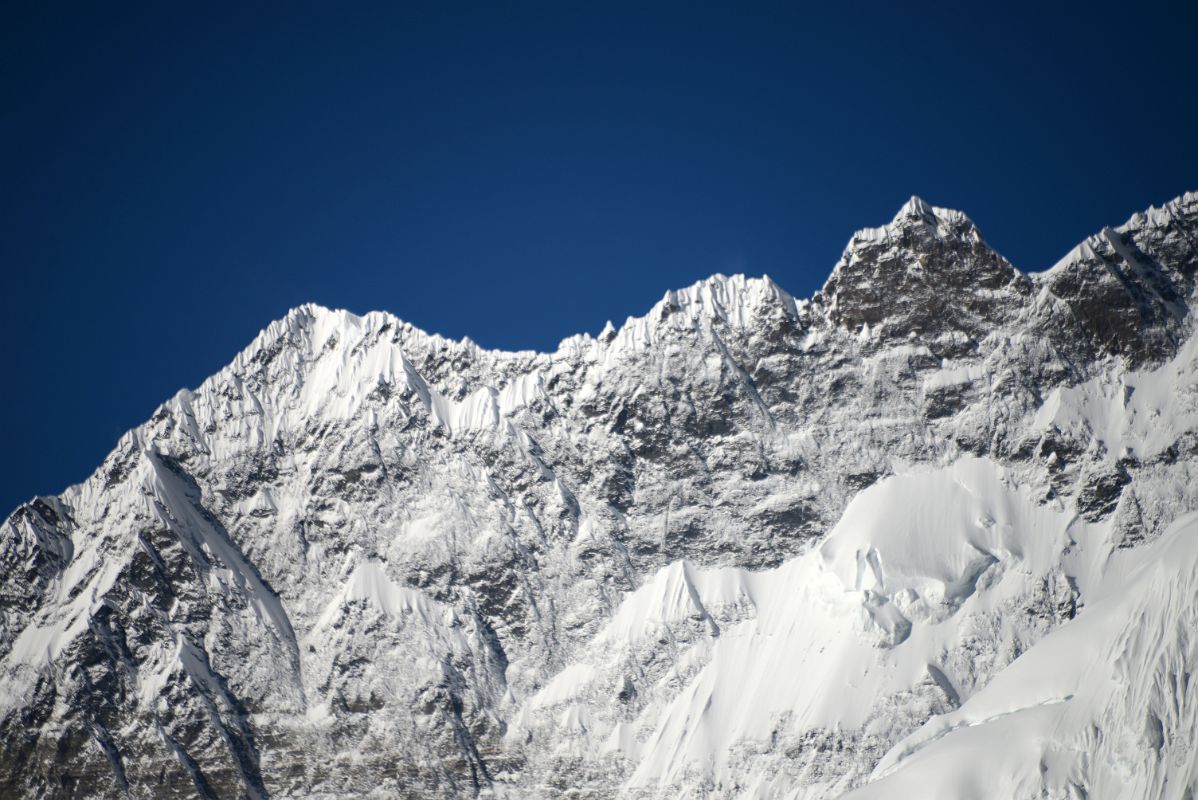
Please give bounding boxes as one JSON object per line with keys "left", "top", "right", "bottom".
{"left": 819, "top": 197, "right": 1029, "bottom": 356}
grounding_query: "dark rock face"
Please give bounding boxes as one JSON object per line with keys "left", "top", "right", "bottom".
{"left": 0, "top": 499, "right": 73, "bottom": 662}
{"left": 820, "top": 198, "right": 1032, "bottom": 357}
{"left": 1036, "top": 197, "right": 1198, "bottom": 368}
{"left": 1076, "top": 462, "right": 1132, "bottom": 522}
{"left": 1041, "top": 221, "right": 1195, "bottom": 367}
{"left": 1, "top": 192, "right": 1196, "bottom": 799}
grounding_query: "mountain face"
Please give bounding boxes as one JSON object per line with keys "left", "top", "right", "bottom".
{"left": 3, "top": 191, "right": 1198, "bottom": 800}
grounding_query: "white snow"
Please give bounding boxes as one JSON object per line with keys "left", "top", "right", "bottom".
{"left": 847, "top": 510, "right": 1198, "bottom": 800}
{"left": 512, "top": 456, "right": 1103, "bottom": 797}
{"left": 315, "top": 559, "right": 436, "bottom": 629}
{"left": 1033, "top": 329, "right": 1198, "bottom": 461}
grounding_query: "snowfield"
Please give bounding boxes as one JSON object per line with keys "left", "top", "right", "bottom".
{"left": 848, "top": 509, "right": 1198, "bottom": 800}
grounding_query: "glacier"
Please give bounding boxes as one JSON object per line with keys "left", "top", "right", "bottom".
{"left": 2, "top": 192, "right": 1197, "bottom": 798}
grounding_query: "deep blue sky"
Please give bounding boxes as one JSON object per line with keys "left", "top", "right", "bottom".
{"left": 2, "top": 2, "right": 1196, "bottom": 513}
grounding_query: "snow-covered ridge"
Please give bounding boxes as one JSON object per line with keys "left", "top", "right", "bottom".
{"left": 229, "top": 191, "right": 1184, "bottom": 398}
{"left": 211, "top": 189, "right": 1196, "bottom": 394}
{"left": 232, "top": 271, "right": 802, "bottom": 370}
{"left": 846, "top": 194, "right": 981, "bottom": 248}
{"left": 211, "top": 198, "right": 998, "bottom": 381}
{"left": 1123, "top": 189, "right": 1198, "bottom": 235}
{"left": 1044, "top": 189, "right": 1198, "bottom": 274}
{"left": 139, "top": 270, "right": 807, "bottom": 458}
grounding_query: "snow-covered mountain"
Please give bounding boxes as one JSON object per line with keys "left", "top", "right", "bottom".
{"left": 3, "top": 191, "right": 1197, "bottom": 799}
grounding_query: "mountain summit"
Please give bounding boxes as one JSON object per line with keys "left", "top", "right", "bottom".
{"left": 3, "top": 192, "right": 1198, "bottom": 799}
{"left": 820, "top": 196, "right": 1027, "bottom": 353}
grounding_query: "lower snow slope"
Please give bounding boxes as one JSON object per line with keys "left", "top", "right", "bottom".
{"left": 506, "top": 457, "right": 1100, "bottom": 797}
{"left": 846, "top": 510, "right": 1198, "bottom": 800}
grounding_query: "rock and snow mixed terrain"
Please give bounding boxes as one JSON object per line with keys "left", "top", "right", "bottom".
{"left": 3, "top": 191, "right": 1198, "bottom": 799}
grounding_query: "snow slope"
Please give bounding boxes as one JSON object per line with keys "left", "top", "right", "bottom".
{"left": 846, "top": 510, "right": 1198, "bottom": 800}
{"left": 509, "top": 457, "right": 1098, "bottom": 797}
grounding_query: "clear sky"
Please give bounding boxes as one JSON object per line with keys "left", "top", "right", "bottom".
{"left": 2, "top": 1, "right": 1196, "bottom": 514}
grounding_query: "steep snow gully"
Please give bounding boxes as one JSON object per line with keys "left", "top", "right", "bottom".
{"left": 3, "top": 192, "right": 1198, "bottom": 798}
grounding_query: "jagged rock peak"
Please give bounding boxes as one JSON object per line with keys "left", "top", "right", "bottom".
{"left": 1032, "top": 190, "right": 1198, "bottom": 366}
{"left": 818, "top": 196, "right": 1025, "bottom": 352}
{"left": 220, "top": 191, "right": 1198, "bottom": 388}
{"left": 1124, "top": 189, "right": 1198, "bottom": 230}
{"left": 894, "top": 194, "right": 974, "bottom": 227}
{"left": 555, "top": 273, "right": 801, "bottom": 356}
{"left": 846, "top": 195, "right": 982, "bottom": 251}
{"left": 237, "top": 274, "right": 800, "bottom": 374}
{"left": 656, "top": 273, "right": 798, "bottom": 327}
